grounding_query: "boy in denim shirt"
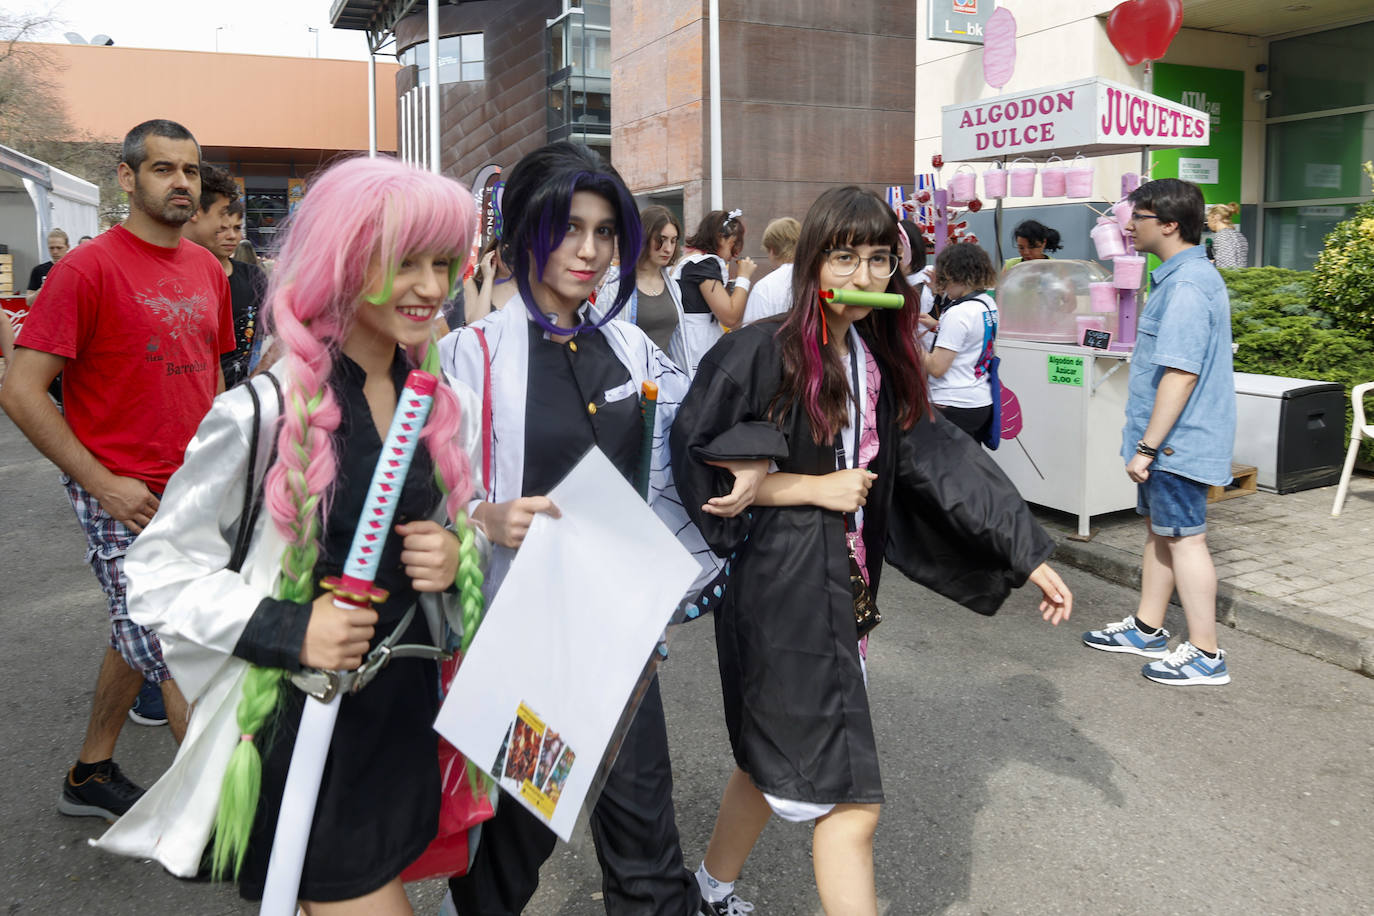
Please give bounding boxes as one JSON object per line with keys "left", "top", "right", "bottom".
{"left": 1083, "top": 178, "right": 1236, "bottom": 686}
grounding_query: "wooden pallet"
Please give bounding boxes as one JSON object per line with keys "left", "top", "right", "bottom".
{"left": 1208, "top": 463, "right": 1258, "bottom": 503}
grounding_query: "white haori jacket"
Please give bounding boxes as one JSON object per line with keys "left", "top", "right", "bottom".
{"left": 437, "top": 296, "right": 723, "bottom": 606}
{"left": 95, "top": 371, "right": 484, "bottom": 877}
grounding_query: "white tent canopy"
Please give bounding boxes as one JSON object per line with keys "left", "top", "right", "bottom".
{"left": 0, "top": 144, "right": 99, "bottom": 288}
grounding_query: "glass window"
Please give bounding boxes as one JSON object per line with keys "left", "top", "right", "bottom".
{"left": 567, "top": 0, "right": 610, "bottom": 27}
{"left": 405, "top": 32, "right": 484, "bottom": 84}
{"left": 1262, "top": 204, "right": 1359, "bottom": 271}
{"left": 1268, "top": 20, "right": 1374, "bottom": 118}
{"left": 1265, "top": 110, "right": 1374, "bottom": 202}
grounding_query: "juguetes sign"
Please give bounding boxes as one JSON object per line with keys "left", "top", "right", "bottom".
{"left": 941, "top": 77, "right": 1211, "bottom": 163}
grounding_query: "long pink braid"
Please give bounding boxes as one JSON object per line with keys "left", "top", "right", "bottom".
{"left": 211, "top": 155, "right": 479, "bottom": 880}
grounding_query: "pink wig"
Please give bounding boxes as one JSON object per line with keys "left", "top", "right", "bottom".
{"left": 263, "top": 156, "right": 478, "bottom": 547}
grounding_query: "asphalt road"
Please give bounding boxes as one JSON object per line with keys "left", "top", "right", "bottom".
{"left": 3, "top": 415, "right": 1372, "bottom": 916}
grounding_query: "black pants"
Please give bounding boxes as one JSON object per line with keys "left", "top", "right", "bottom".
{"left": 938, "top": 403, "right": 992, "bottom": 444}
{"left": 449, "top": 676, "right": 700, "bottom": 915}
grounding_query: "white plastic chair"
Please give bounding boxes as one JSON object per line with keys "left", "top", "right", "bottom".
{"left": 1331, "top": 382, "right": 1374, "bottom": 517}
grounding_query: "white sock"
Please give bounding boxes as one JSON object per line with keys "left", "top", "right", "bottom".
{"left": 696, "top": 862, "right": 734, "bottom": 903}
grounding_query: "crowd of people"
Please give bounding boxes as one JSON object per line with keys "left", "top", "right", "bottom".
{"left": 0, "top": 115, "right": 1239, "bottom": 915}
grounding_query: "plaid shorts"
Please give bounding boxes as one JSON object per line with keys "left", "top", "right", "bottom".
{"left": 63, "top": 476, "right": 170, "bottom": 683}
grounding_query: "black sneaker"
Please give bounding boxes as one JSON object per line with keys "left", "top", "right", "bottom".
{"left": 128, "top": 681, "right": 169, "bottom": 726}
{"left": 701, "top": 893, "right": 756, "bottom": 915}
{"left": 58, "top": 761, "right": 146, "bottom": 820}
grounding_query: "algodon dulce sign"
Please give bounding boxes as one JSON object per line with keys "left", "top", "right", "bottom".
{"left": 940, "top": 77, "right": 1210, "bottom": 162}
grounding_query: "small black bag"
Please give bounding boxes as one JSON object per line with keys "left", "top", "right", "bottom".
{"left": 849, "top": 542, "right": 882, "bottom": 638}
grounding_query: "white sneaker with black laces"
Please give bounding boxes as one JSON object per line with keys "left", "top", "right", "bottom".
{"left": 701, "top": 892, "right": 756, "bottom": 915}
{"left": 1142, "top": 641, "right": 1230, "bottom": 685}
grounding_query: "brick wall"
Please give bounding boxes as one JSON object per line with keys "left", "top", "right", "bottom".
{"left": 612, "top": 0, "right": 915, "bottom": 260}
{"left": 396, "top": 0, "right": 561, "bottom": 187}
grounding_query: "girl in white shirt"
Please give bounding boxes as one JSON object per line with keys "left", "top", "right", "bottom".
{"left": 926, "top": 243, "right": 999, "bottom": 443}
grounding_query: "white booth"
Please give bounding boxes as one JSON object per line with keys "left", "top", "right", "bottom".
{"left": 939, "top": 78, "right": 1210, "bottom": 537}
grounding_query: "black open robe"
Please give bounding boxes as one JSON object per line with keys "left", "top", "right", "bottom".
{"left": 670, "top": 321, "right": 1053, "bottom": 805}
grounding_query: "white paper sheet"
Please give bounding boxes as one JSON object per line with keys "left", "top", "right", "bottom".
{"left": 433, "top": 447, "right": 699, "bottom": 841}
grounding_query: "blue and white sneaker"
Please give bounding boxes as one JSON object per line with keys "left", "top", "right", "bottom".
{"left": 1142, "top": 641, "right": 1230, "bottom": 686}
{"left": 1082, "top": 615, "right": 1170, "bottom": 658}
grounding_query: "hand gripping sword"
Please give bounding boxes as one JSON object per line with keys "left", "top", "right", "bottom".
{"left": 259, "top": 370, "right": 439, "bottom": 914}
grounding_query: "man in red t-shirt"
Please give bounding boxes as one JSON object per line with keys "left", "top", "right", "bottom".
{"left": 0, "top": 119, "right": 233, "bottom": 821}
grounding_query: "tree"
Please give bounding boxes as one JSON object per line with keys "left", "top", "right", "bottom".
{"left": 0, "top": 8, "right": 126, "bottom": 226}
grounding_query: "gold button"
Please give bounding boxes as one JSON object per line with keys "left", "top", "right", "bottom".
{"left": 587, "top": 402, "right": 597, "bottom": 415}
{"left": 569, "top": 341, "right": 578, "bottom": 352}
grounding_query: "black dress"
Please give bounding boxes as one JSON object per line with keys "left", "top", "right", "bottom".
{"left": 670, "top": 322, "right": 1055, "bottom": 805}
{"left": 233, "top": 351, "right": 443, "bottom": 902}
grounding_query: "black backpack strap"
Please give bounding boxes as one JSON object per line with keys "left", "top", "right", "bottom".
{"left": 228, "top": 373, "right": 283, "bottom": 573}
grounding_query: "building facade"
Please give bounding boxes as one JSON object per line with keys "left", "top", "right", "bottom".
{"left": 16, "top": 41, "right": 397, "bottom": 250}
{"left": 916, "top": 1, "right": 1374, "bottom": 269}
{"left": 392, "top": 0, "right": 611, "bottom": 182}
{"left": 611, "top": 1, "right": 916, "bottom": 258}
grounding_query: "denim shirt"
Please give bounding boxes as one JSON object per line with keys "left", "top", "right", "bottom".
{"left": 1121, "top": 245, "right": 1236, "bottom": 485}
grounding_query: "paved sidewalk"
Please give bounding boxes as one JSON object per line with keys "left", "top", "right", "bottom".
{"left": 1036, "top": 472, "right": 1374, "bottom": 677}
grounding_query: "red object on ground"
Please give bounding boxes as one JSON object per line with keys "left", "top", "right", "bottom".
{"left": 1106, "top": 0, "right": 1182, "bottom": 65}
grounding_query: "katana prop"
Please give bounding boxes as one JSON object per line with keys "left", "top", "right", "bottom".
{"left": 259, "top": 370, "right": 439, "bottom": 915}
{"left": 634, "top": 381, "right": 658, "bottom": 500}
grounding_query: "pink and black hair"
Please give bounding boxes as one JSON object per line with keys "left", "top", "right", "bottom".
{"left": 497, "top": 141, "right": 642, "bottom": 335}
{"left": 773, "top": 185, "right": 929, "bottom": 443}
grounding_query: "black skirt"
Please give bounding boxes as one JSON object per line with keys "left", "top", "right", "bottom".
{"left": 238, "top": 608, "right": 440, "bottom": 902}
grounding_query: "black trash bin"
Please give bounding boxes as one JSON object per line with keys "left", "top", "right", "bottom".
{"left": 1233, "top": 373, "right": 1345, "bottom": 493}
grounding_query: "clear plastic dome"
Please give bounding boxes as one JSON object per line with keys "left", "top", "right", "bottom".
{"left": 996, "top": 259, "right": 1113, "bottom": 343}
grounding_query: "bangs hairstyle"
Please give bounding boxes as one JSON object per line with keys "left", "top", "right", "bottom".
{"left": 1128, "top": 177, "right": 1205, "bottom": 245}
{"left": 214, "top": 154, "right": 480, "bottom": 881}
{"left": 263, "top": 156, "right": 476, "bottom": 346}
{"left": 636, "top": 205, "right": 681, "bottom": 271}
{"left": 199, "top": 164, "right": 240, "bottom": 213}
{"left": 774, "top": 186, "right": 929, "bottom": 443}
{"left": 498, "top": 141, "right": 642, "bottom": 335}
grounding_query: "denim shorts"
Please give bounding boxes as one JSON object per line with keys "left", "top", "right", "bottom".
{"left": 1136, "top": 469, "right": 1209, "bottom": 537}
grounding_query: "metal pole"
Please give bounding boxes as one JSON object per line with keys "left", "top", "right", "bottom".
{"left": 367, "top": 49, "right": 378, "bottom": 158}
{"left": 419, "top": 85, "right": 428, "bottom": 171}
{"left": 1140, "top": 62, "right": 1153, "bottom": 180}
{"left": 428, "top": 0, "right": 441, "bottom": 174}
{"left": 708, "top": 0, "right": 723, "bottom": 211}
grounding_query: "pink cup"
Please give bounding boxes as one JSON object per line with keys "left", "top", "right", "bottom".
{"left": 1089, "top": 281, "right": 1118, "bottom": 312}
{"left": 1041, "top": 156, "right": 1066, "bottom": 196}
{"left": 1112, "top": 198, "right": 1133, "bottom": 231}
{"left": 1066, "top": 165, "right": 1094, "bottom": 198}
{"left": 1008, "top": 166, "right": 1036, "bottom": 196}
{"left": 1091, "top": 218, "right": 1126, "bottom": 260}
{"left": 983, "top": 167, "right": 1007, "bottom": 199}
{"left": 1113, "top": 255, "right": 1145, "bottom": 289}
{"left": 948, "top": 167, "right": 977, "bottom": 203}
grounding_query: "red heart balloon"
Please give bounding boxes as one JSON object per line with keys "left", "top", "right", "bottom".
{"left": 1106, "top": 0, "right": 1182, "bottom": 66}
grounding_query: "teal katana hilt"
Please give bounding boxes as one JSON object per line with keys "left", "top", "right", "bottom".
{"left": 820, "top": 288, "right": 905, "bottom": 309}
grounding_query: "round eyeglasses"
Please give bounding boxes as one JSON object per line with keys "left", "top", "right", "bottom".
{"left": 824, "top": 248, "right": 898, "bottom": 279}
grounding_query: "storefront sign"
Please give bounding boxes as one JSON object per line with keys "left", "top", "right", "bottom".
{"left": 1150, "top": 64, "right": 1244, "bottom": 204}
{"left": 1047, "top": 354, "right": 1084, "bottom": 386}
{"left": 1178, "top": 158, "right": 1219, "bottom": 183}
{"left": 941, "top": 77, "right": 1211, "bottom": 162}
{"left": 928, "top": 0, "right": 994, "bottom": 45}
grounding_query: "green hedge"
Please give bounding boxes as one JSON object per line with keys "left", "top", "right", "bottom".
{"left": 1224, "top": 266, "right": 1374, "bottom": 465}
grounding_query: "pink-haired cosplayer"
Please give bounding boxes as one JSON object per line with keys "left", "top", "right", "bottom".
{"left": 96, "top": 157, "right": 488, "bottom": 911}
